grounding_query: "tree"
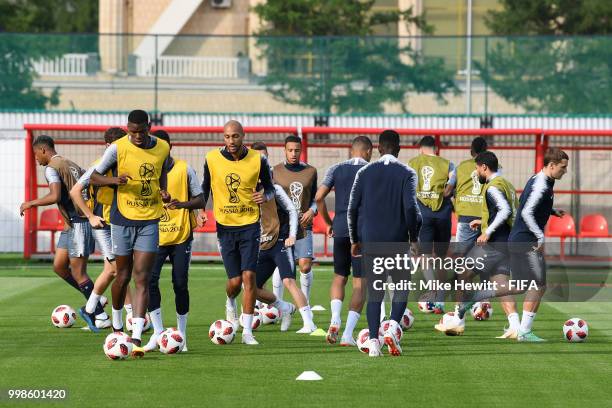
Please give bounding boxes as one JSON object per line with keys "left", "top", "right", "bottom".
{"left": 477, "top": 0, "right": 612, "bottom": 113}
{"left": 253, "top": 0, "right": 458, "bottom": 114}
{"left": 0, "top": 0, "right": 98, "bottom": 109}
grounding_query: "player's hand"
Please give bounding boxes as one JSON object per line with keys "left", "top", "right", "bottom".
{"left": 326, "top": 224, "right": 334, "bottom": 238}
{"left": 300, "top": 209, "right": 315, "bottom": 228}
{"left": 115, "top": 173, "right": 131, "bottom": 185}
{"left": 285, "top": 236, "right": 296, "bottom": 247}
{"left": 88, "top": 214, "right": 106, "bottom": 229}
{"left": 469, "top": 219, "right": 482, "bottom": 230}
{"left": 196, "top": 211, "right": 208, "bottom": 227}
{"left": 252, "top": 188, "right": 266, "bottom": 204}
{"left": 533, "top": 242, "right": 544, "bottom": 253}
{"left": 553, "top": 209, "right": 566, "bottom": 217}
{"left": 476, "top": 233, "right": 489, "bottom": 245}
{"left": 166, "top": 199, "right": 183, "bottom": 210}
{"left": 160, "top": 190, "right": 171, "bottom": 203}
{"left": 351, "top": 242, "right": 362, "bottom": 257}
{"left": 19, "top": 201, "right": 32, "bottom": 216}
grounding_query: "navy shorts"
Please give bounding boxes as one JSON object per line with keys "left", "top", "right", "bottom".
{"left": 418, "top": 216, "right": 452, "bottom": 256}
{"left": 256, "top": 240, "right": 295, "bottom": 288}
{"left": 510, "top": 245, "right": 546, "bottom": 286}
{"left": 467, "top": 243, "right": 510, "bottom": 280}
{"left": 333, "top": 236, "right": 363, "bottom": 278}
{"left": 217, "top": 223, "right": 261, "bottom": 279}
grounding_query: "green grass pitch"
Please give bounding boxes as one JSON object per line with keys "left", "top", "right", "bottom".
{"left": 1, "top": 255, "right": 612, "bottom": 407}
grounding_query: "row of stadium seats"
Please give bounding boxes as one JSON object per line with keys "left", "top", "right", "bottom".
{"left": 37, "top": 208, "right": 611, "bottom": 256}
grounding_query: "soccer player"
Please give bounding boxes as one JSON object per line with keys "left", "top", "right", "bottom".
{"left": 438, "top": 151, "right": 520, "bottom": 337}
{"left": 250, "top": 142, "right": 317, "bottom": 333}
{"left": 315, "top": 136, "right": 373, "bottom": 346}
{"left": 273, "top": 136, "right": 318, "bottom": 305}
{"left": 409, "top": 136, "right": 456, "bottom": 313}
{"left": 69, "top": 127, "right": 132, "bottom": 332}
{"left": 199, "top": 120, "right": 275, "bottom": 345}
{"left": 20, "top": 135, "right": 106, "bottom": 330}
{"left": 88, "top": 110, "right": 171, "bottom": 356}
{"left": 141, "top": 130, "right": 203, "bottom": 352}
{"left": 348, "top": 130, "right": 421, "bottom": 357}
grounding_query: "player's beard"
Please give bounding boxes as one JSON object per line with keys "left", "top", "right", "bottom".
{"left": 478, "top": 175, "right": 487, "bottom": 184}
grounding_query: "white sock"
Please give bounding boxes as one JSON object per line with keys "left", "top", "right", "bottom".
{"left": 242, "top": 314, "right": 253, "bottom": 335}
{"left": 100, "top": 295, "right": 108, "bottom": 306}
{"left": 330, "top": 299, "right": 342, "bottom": 326}
{"left": 131, "top": 317, "right": 145, "bottom": 341}
{"left": 299, "top": 306, "right": 315, "bottom": 329}
{"left": 520, "top": 311, "right": 537, "bottom": 333}
{"left": 342, "top": 310, "right": 360, "bottom": 339}
{"left": 124, "top": 304, "right": 133, "bottom": 314}
{"left": 271, "top": 299, "right": 292, "bottom": 314}
{"left": 272, "top": 268, "right": 284, "bottom": 301}
{"left": 300, "top": 271, "right": 313, "bottom": 303}
{"left": 149, "top": 308, "right": 164, "bottom": 335}
{"left": 380, "top": 301, "right": 386, "bottom": 322}
{"left": 95, "top": 312, "right": 109, "bottom": 320}
{"left": 112, "top": 308, "right": 123, "bottom": 330}
{"left": 226, "top": 296, "right": 237, "bottom": 312}
{"left": 85, "top": 292, "right": 101, "bottom": 314}
{"left": 507, "top": 312, "right": 520, "bottom": 331}
{"left": 177, "top": 313, "right": 188, "bottom": 346}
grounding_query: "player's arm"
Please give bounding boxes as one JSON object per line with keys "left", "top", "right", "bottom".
{"left": 403, "top": 168, "right": 422, "bottom": 244}
{"left": 521, "top": 178, "right": 547, "bottom": 248}
{"left": 478, "top": 186, "right": 511, "bottom": 244}
{"left": 196, "top": 159, "right": 212, "bottom": 224}
{"left": 348, "top": 169, "right": 364, "bottom": 256}
{"left": 19, "top": 168, "right": 61, "bottom": 215}
{"left": 300, "top": 169, "right": 318, "bottom": 227}
{"left": 316, "top": 164, "right": 337, "bottom": 237}
{"left": 69, "top": 167, "right": 105, "bottom": 228}
{"left": 252, "top": 156, "right": 275, "bottom": 204}
{"left": 551, "top": 208, "right": 566, "bottom": 217}
{"left": 158, "top": 156, "right": 171, "bottom": 203}
{"left": 89, "top": 144, "right": 130, "bottom": 186}
{"left": 275, "top": 185, "right": 298, "bottom": 247}
{"left": 443, "top": 162, "right": 456, "bottom": 198}
{"left": 167, "top": 165, "right": 205, "bottom": 210}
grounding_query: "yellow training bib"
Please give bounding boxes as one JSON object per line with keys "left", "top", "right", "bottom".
{"left": 115, "top": 135, "right": 170, "bottom": 221}
{"left": 159, "top": 159, "right": 195, "bottom": 246}
{"left": 88, "top": 158, "right": 114, "bottom": 223}
{"left": 206, "top": 148, "right": 261, "bottom": 226}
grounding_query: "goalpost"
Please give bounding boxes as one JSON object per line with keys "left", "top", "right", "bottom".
{"left": 23, "top": 124, "right": 612, "bottom": 261}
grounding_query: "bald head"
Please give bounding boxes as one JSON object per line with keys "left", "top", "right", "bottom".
{"left": 223, "top": 120, "right": 245, "bottom": 155}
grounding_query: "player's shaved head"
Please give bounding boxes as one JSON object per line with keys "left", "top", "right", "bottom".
{"left": 351, "top": 135, "right": 373, "bottom": 161}
{"left": 378, "top": 130, "right": 400, "bottom": 157}
{"left": 224, "top": 120, "right": 244, "bottom": 136}
{"left": 32, "top": 135, "right": 55, "bottom": 150}
{"left": 418, "top": 135, "right": 436, "bottom": 148}
{"left": 128, "top": 109, "right": 149, "bottom": 125}
{"left": 32, "top": 135, "right": 56, "bottom": 166}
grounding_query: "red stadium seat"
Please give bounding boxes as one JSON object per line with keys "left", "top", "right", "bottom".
{"left": 451, "top": 212, "right": 458, "bottom": 236}
{"left": 38, "top": 209, "right": 65, "bottom": 253}
{"left": 312, "top": 212, "right": 334, "bottom": 257}
{"left": 578, "top": 214, "right": 610, "bottom": 238}
{"left": 545, "top": 214, "right": 576, "bottom": 259}
{"left": 194, "top": 210, "right": 216, "bottom": 233}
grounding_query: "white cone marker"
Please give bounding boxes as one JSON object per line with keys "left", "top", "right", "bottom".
{"left": 296, "top": 371, "right": 323, "bottom": 381}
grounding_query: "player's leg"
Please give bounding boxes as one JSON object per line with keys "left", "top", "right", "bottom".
{"left": 340, "top": 274, "right": 365, "bottom": 346}
{"left": 143, "top": 244, "right": 169, "bottom": 351}
{"left": 219, "top": 230, "right": 242, "bottom": 328}
{"left": 295, "top": 230, "right": 314, "bottom": 304}
{"left": 53, "top": 232, "right": 83, "bottom": 292}
{"left": 171, "top": 238, "right": 192, "bottom": 352}
{"left": 417, "top": 217, "right": 437, "bottom": 303}
{"left": 110, "top": 224, "right": 135, "bottom": 332}
{"left": 236, "top": 224, "right": 261, "bottom": 344}
{"left": 328, "top": 236, "right": 351, "bottom": 343}
{"left": 272, "top": 267, "right": 284, "bottom": 301}
{"left": 365, "top": 299, "right": 383, "bottom": 357}
{"left": 432, "top": 216, "right": 452, "bottom": 313}
{"left": 383, "top": 274, "right": 408, "bottom": 356}
{"left": 84, "top": 227, "right": 115, "bottom": 328}
{"left": 518, "top": 250, "right": 547, "bottom": 342}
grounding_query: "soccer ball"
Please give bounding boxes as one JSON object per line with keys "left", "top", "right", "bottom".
{"left": 103, "top": 332, "right": 132, "bottom": 360}
{"left": 356, "top": 328, "right": 384, "bottom": 354}
{"left": 563, "top": 318, "right": 589, "bottom": 342}
{"left": 158, "top": 327, "right": 185, "bottom": 354}
{"left": 438, "top": 312, "right": 457, "bottom": 327}
{"left": 51, "top": 305, "right": 76, "bottom": 328}
{"left": 209, "top": 320, "right": 237, "bottom": 345}
{"left": 417, "top": 301, "right": 435, "bottom": 314}
{"left": 239, "top": 310, "right": 262, "bottom": 330}
{"left": 260, "top": 304, "right": 281, "bottom": 324}
{"left": 381, "top": 320, "right": 403, "bottom": 341}
{"left": 471, "top": 302, "right": 493, "bottom": 321}
{"left": 400, "top": 308, "right": 415, "bottom": 330}
{"left": 125, "top": 311, "right": 151, "bottom": 332}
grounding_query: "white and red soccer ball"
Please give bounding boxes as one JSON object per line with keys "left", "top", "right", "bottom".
{"left": 125, "top": 311, "right": 151, "bottom": 332}
{"left": 417, "top": 302, "right": 435, "bottom": 314}
{"left": 356, "top": 328, "right": 385, "bottom": 353}
{"left": 239, "top": 310, "right": 262, "bottom": 330}
{"left": 381, "top": 320, "right": 403, "bottom": 341}
{"left": 260, "top": 304, "right": 281, "bottom": 325}
{"left": 51, "top": 305, "right": 76, "bottom": 328}
{"left": 157, "top": 327, "right": 185, "bottom": 353}
{"left": 400, "top": 308, "right": 415, "bottom": 330}
{"left": 209, "top": 320, "right": 236, "bottom": 345}
{"left": 563, "top": 318, "right": 589, "bottom": 342}
{"left": 471, "top": 302, "right": 493, "bottom": 321}
{"left": 438, "top": 311, "right": 457, "bottom": 327}
{"left": 103, "top": 332, "right": 132, "bottom": 360}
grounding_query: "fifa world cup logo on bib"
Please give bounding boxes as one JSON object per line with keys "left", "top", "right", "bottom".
{"left": 160, "top": 206, "right": 170, "bottom": 222}
{"left": 139, "top": 163, "right": 155, "bottom": 196}
{"left": 470, "top": 170, "right": 482, "bottom": 195}
{"left": 289, "top": 181, "right": 303, "bottom": 209}
{"left": 225, "top": 173, "right": 241, "bottom": 203}
{"left": 421, "top": 166, "right": 434, "bottom": 191}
